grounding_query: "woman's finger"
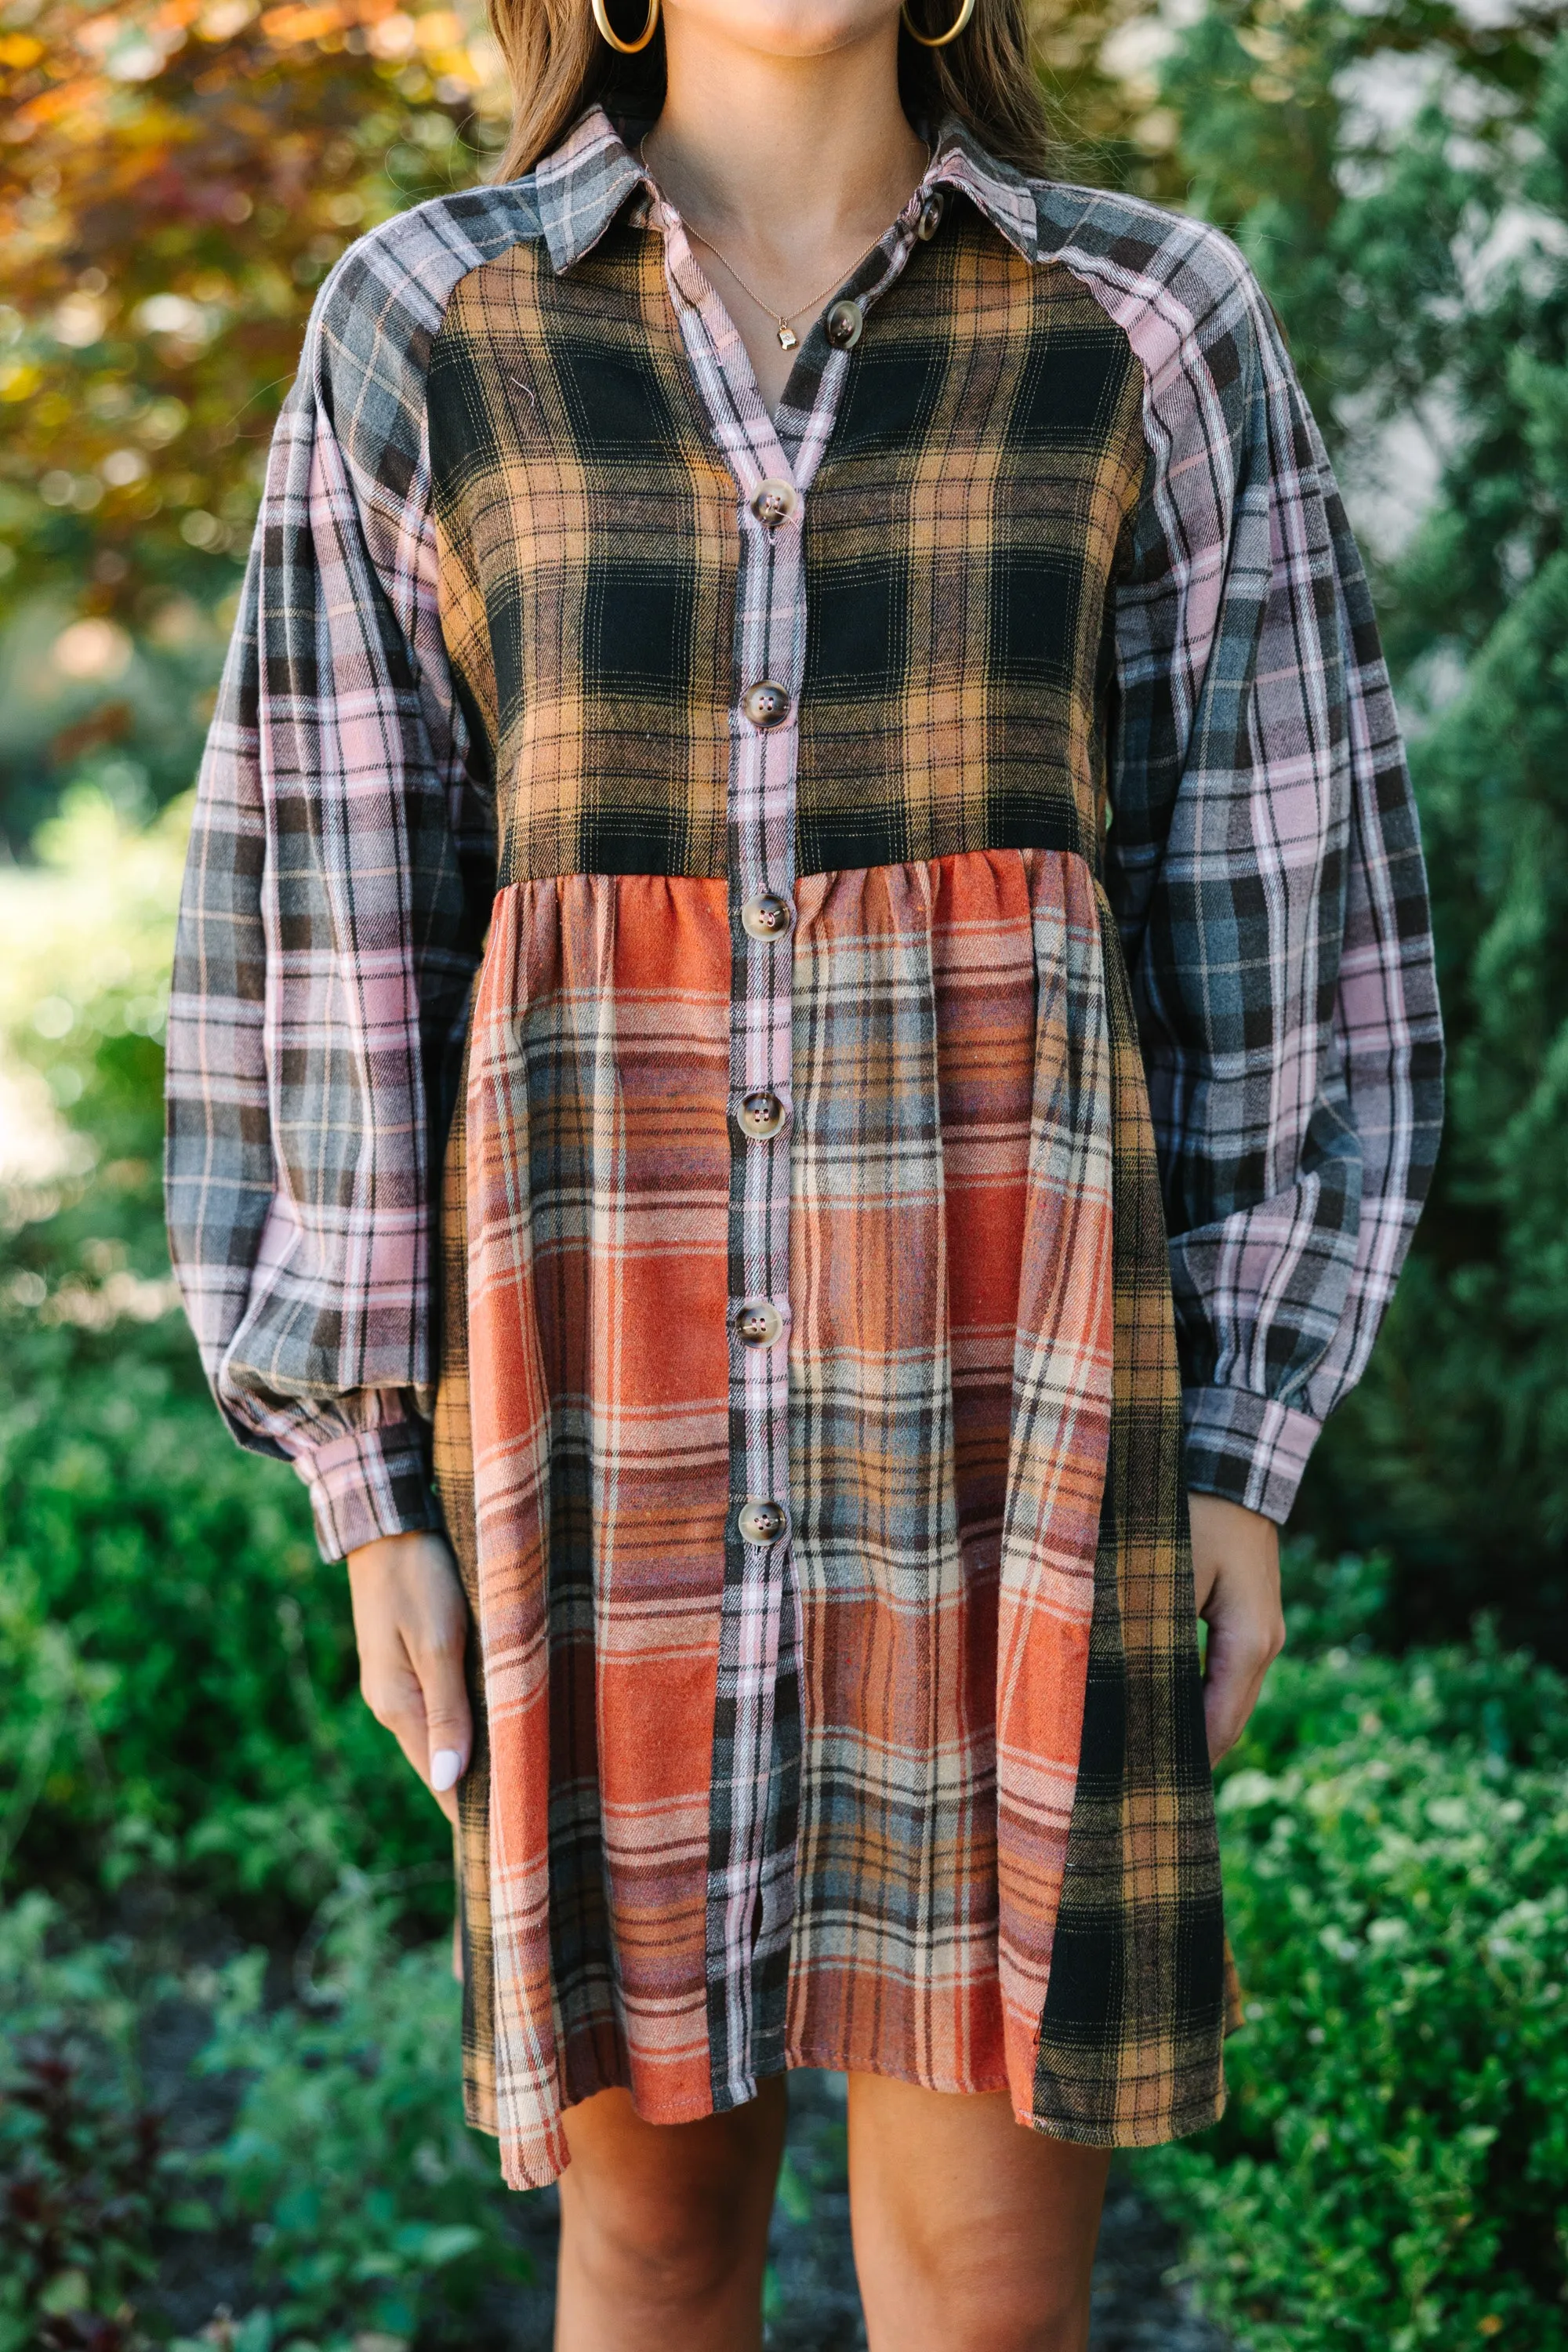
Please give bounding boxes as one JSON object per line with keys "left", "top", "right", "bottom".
{"left": 412, "top": 1625, "right": 474, "bottom": 1820}
{"left": 1202, "top": 1617, "right": 1276, "bottom": 1762}
{"left": 1189, "top": 1494, "right": 1284, "bottom": 1764}
{"left": 347, "top": 1530, "right": 473, "bottom": 1823}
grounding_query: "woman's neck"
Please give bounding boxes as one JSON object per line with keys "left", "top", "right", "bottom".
{"left": 643, "top": 5, "right": 927, "bottom": 409}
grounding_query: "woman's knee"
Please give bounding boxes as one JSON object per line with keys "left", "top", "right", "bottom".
{"left": 910, "top": 2265, "right": 1094, "bottom": 2352}
{"left": 566, "top": 2189, "right": 747, "bottom": 2307}
{"left": 878, "top": 2214, "right": 1094, "bottom": 2352}
{"left": 560, "top": 2083, "right": 785, "bottom": 2308}
{"left": 565, "top": 2160, "right": 760, "bottom": 2304}
{"left": 848, "top": 2077, "right": 1106, "bottom": 2352}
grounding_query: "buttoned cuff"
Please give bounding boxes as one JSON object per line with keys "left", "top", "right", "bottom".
{"left": 1181, "top": 1388, "right": 1321, "bottom": 1525}
{"left": 293, "top": 1420, "right": 442, "bottom": 1562}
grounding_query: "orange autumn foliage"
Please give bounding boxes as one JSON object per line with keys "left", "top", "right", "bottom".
{"left": 0, "top": 0, "right": 509, "bottom": 618}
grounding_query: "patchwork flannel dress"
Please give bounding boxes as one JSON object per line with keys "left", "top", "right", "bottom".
{"left": 165, "top": 107, "right": 1443, "bottom": 2190}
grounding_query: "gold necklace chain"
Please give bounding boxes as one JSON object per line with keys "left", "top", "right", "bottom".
{"left": 684, "top": 224, "right": 860, "bottom": 350}
{"left": 639, "top": 136, "right": 930, "bottom": 351}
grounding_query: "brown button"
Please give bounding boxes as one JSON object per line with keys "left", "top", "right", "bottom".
{"left": 736, "top": 1090, "right": 787, "bottom": 1140}
{"left": 825, "top": 298, "right": 863, "bottom": 350}
{"left": 742, "top": 680, "right": 790, "bottom": 729}
{"left": 916, "top": 193, "right": 945, "bottom": 243}
{"left": 737, "top": 1497, "right": 787, "bottom": 1545}
{"left": 751, "top": 477, "right": 798, "bottom": 528}
{"left": 736, "top": 1300, "right": 785, "bottom": 1348}
{"left": 741, "top": 891, "right": 792, "bottom": 942}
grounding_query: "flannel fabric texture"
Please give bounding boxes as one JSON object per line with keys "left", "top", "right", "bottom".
{"left": 166, "top": 106, "right": 1443, "bottom": 2186}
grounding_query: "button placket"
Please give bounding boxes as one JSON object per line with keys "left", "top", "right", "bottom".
{"left": 662, "top": 207, "right": 924, "bottom": 2100}
{"left": 700, "top": 432, "right": 809, "bottom": 2098}
{"left": 729, "top": 459, "right": 804, "bottom": 1576}
{"left": 728, "top": 590, "right": 796, "bottom": 1474}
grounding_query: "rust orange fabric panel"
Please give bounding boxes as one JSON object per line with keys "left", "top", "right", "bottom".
{"left": 464, "top": 875, "right": 732, "bottom": 2177}
{"left": 782, "top": 851, "right": 1110, "bottom": 2119}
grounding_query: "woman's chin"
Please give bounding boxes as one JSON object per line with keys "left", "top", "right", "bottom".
{"left": 662, "top": 0, "right": 902, "bottom": 67}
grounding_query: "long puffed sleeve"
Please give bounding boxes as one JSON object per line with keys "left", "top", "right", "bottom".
{"left": 165, "top": 202, "right": 503, "bottom": 1559}
{"left": 1042, "top": 192, "right": 1443, "bottom": 1523}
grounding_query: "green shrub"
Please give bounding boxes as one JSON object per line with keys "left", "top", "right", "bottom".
{"left": 0, "top": 1325, "right": 449, "bottom": 1919}
{"left": 0, "top": 1889, "right": 529, "bottom": 2352}
{"left": 180, "top": 1889, "right": 528, "bottom": 2351}
{"left": 0, "top": 1892, "right": 185, "bottom": 2352}
{"left": 0, "top": 793, "right": 448, "bottom": 1928}
{"left": 1138, "top": 1616, "right": 1568, "bottom": 2348}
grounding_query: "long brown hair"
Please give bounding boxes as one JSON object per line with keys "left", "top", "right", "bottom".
{"left": 489, "top": 0, "right": 1051, "bottom": 185}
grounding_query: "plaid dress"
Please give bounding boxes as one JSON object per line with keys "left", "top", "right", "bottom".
{"left": 165, "top": 107, "right": 1443, "bottom": 2189}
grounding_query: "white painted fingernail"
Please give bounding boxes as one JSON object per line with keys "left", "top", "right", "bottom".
{"left": 430, "top": 1748, "right": 463, "bottom": 1793}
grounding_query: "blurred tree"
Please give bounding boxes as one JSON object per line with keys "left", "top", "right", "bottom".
{"left": 1155, "top": 0, "right": 1563, "bottom": 434}
{"left": 1031, "top": 0, "right": 1185, "bottom": 191}
{"left": 0, "top": 0, "right": 510, "bottom": 631}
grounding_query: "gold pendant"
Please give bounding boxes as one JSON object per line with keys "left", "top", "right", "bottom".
{"left": 777, "top": 325, "right": 798, "bottom": 351}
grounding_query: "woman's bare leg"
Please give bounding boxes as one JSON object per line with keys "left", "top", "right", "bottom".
{"left": 846, "top": 2073, "right": 1110, "bottom": 2352}
{"left": 554, "top": 2078, "right": 787, "bottom": 2352}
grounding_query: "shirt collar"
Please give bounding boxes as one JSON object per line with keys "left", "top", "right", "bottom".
{"left": 533, "top": 106, "right": 650, "bottom": 275}
{"left": 532, "top": 103, "right": 1041, "bottom": 276}
{"left": 925, "top": 114, "right": 1039, "bottom": 261}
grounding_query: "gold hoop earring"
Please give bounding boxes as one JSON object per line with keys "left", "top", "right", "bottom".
{"left": 590, "top": 0, "right": 660, "bottom": 55}
{"left": 900, "top": 0, "right": 975, "bottom": 46}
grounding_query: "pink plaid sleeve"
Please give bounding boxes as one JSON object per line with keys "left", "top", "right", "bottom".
{"left": 164, "top": 194, "right": 524, "bottom": 1557}
{"left": 1036, "top": 190, "right": 1444, "bottom": 1522}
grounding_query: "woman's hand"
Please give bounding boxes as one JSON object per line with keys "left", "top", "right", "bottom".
{"left": 346, "top": 1530, "right": 472, "bottom": 1826}
{"left": 1189, "top": 1494, "right": 1286, "bottom": 1766}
